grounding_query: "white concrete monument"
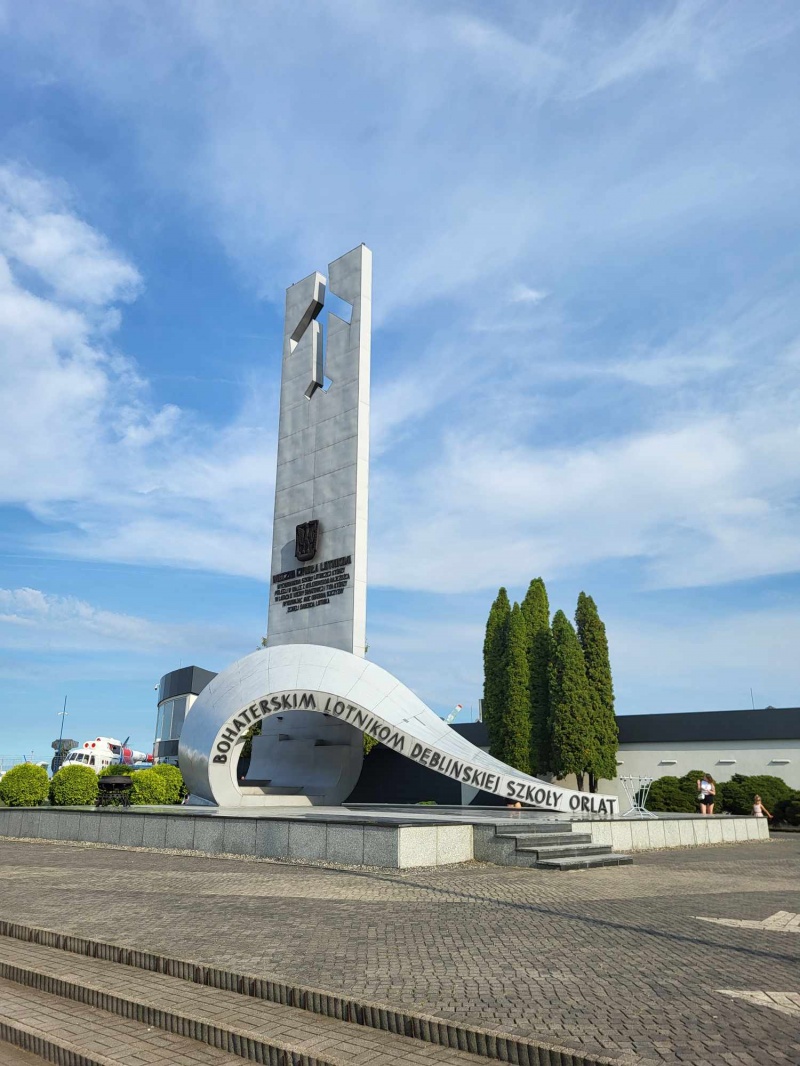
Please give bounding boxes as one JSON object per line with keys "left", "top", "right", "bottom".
{"left": 179, "top": 245, "right": 618, "bottom": 816}
{"left": 267, "top": 245, "right": 370, "bottom": 656}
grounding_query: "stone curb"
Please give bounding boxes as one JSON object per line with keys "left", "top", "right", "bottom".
{"left": 0, "top": 1018, "right": 107, "bottom": 1066}
{"left": 0, "top": 920, "right": 623, "bottom": 1066}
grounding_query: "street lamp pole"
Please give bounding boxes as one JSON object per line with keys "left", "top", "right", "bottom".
{"left": 56, "top": 695, "right": 68, "bottom": 771}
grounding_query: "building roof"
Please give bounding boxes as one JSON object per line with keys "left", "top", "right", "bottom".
{"left": 616, "top": 706, "right": 800, "bottom": 744}
{"left": 454, "top": 707, "right": 800, "bottom": 747}
{"left": 158, "top": 666, "right": 217, "bottom": 705}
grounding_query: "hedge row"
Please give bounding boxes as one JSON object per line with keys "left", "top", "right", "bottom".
{"left": 0, "top": 762, "right": 187, "bottom": 808}
{"left": 645, "top": 771, "right": 798, "bottom": 823}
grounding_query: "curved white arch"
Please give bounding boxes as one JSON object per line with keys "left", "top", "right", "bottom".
{"left": 179, "top": 644, "right": 618, "bottom": 815}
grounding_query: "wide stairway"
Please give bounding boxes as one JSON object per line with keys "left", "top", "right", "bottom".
{"left": 473, "top": 821, "right": 633, "bottom": 870}
{"left": 0, "top": 921, "right": 619, "bottom": 1066}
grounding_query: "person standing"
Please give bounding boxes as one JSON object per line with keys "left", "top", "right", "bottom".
{"left": 697, "top": 773, "right": 716, "bottom": 815}
{"left": 752, "top": 794, "right": 771, "bottom": 820}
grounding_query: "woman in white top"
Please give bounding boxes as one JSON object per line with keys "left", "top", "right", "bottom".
{"left": 752, "top": 795, "right": 771, "bottom": 819}
{"left": 696, "top": 773, "right": 716, "bottom": 815}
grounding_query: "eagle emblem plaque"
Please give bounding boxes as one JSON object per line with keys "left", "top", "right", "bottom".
{"left": 295, "top": 519, "right": 320, "bottom": 562}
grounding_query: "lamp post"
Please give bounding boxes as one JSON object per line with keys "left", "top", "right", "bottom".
{"left": 56, "top": 696, "right": 68, "bottom": 772}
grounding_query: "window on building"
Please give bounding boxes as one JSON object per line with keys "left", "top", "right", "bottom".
{"left": 169, "top": 696, "right": 187, "bottom": 739}
{"left": 156, "top": 696, "right": 189, "bottom": 743}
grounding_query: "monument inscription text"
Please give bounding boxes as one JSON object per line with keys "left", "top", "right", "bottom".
{"left": 272, "top": 554, "right": 352, "bottom": 614}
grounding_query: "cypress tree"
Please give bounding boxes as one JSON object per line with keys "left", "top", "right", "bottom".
{"left": 520, "top": 577, "right": 551, "bottom": 775}
{"left": 575, "top": 592, "right": 619, "bottom": 791}
{"left": 548, "top": 610, "right": 595, "bottom": 790}
{"left": 497, "top": 603, "right": 532, "bottom": 773}
{"left": 482, "top": 587, "right": 510, "bottom": 756}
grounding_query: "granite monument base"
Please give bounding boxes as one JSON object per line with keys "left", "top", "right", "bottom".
{"left": 0, "top": 805, "right": 768, "bottom": 870}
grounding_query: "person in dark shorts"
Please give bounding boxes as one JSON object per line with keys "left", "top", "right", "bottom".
{"left": 696, "top": 773, "right": 716, "bottom": 815}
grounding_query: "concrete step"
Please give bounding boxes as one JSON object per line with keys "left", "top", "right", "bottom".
{"left": 516, "top": 844, "right": 615, "bottom": 860}
{"left": 535, "top": 854, "right": 634, "bottom": 870}
{"left": 0, "top": 975, "right": 246, "bottom": 1066}
{"left": 498, "top": 832, "right": 594, "bottom": 848}
{"left": 0, "top": 937, "right": 492, "bottom": 1066}
{"left": 493, "top": 822, "right": 571, "bottom": 836}
{"left": 0, "top": 922, "right": 622, "bottom": 1066}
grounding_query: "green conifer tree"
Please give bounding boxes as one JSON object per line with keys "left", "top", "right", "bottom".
{"left": 548, "top": 610, "right": 595, "bottom": 790}
{"left": 496, "top": 603, "right": 532, "bottom": 773}
{"left": 482, "top": 587, "right": 510, "bottom": 756}
{"left": 575, "top": 592, "right": 619, "bottom": 791}
{"left": 520, "top": 577, "right": 551, "bottom": 774}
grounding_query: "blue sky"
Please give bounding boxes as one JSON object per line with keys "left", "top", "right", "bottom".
{"left": 1, "top": 0, "right": 799, "bottom": 762}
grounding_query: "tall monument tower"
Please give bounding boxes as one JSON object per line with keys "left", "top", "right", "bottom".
{"left": 180, "top": 244, "right": 617, "bottom": 816}
{"left": 266, "top": 244, "right": 371, "bottom": 656}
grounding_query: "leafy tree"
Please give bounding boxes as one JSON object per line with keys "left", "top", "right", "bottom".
{"left": 495, "top": 603, "right": 532, "bottom": 773}
{"left": 717, "top": 774, "right": 792, "bottom": 816}
{"left": 240, "top": 720, "right": 262, "bottom": 760}
{"left": 548, "top": 610, "right": 594, "bottom": 789}
{"left": 363, "top": 733, "right": 379, "bottom": 756}
{"left": 49, "top": 764, "right": 99, "bottom": 806}
{"left": 0, "top": 763, "right": 49, "bottom": 807}
{"left": 645, "top": 775, "right": 696, "bottom": 813}
{"left": 575, "top": 592, "right": 618, "bottom": 791}
{"left": 129, "top": 768, "right": 168, "bottom": 805}
{"left": 150, "top": 763, "right": 186, "bottom": 803}
{"left": 520, "top": 578, "right": 551, "bottom": 775}
{"left": 482, "top": 587, "right": 510, "bottom": 756}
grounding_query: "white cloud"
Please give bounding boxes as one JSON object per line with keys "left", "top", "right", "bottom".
{"left": 0, "top": 164, "right": 141, "bottom": 306}
{"left": 371, "top": 356, "right": 800, "bottom": 594}
{"left": 510, "top": 284, "right": 548, "bottom": 306}
{"left": 3, "top": 162, "right": 799, "bottom": 599}
{"left": 1, "top": 6, "right": 799, "bottom": 604}
{"left": 6, "top": 0, "right": 798, "bottom": 321}
{"left": 0, "top": 586, "right": 239, "bottom": 655}
{"left": 0, "top": 165, "right": 278, "bottom": 578}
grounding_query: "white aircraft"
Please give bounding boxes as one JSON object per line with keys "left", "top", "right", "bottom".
{"left": 61, "top": 737, "right": 153, "bottom": 772}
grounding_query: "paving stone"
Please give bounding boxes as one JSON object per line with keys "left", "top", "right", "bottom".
{"left": 0, "top": 836, "right": 796, "bottom": 1066}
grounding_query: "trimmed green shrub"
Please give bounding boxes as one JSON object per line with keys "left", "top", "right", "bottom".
{"left": 128, "top": 768, "right": 167, "bottom": 806}
{"left": 773, "top": 793, "right": 800, "bottom": 826}
{"left": 643, "top": 770, "right": 712, "bottom": 813}
{"left": 645, "top": 776, "right": 696, "bottom": 813}
{"left": 718, "top": 774, "right": 792, "bottom": 816}
{"left": 49, "top": 764, "right": 99, "bottom": 807}
{"left": 97, "top": 763, "right": 134, "bottom": 778}
{"left": 149, "top": 763, "right": 186, "bottom": 803}
{"left": 0, "top": 763, "right": 49, "bottom": 807}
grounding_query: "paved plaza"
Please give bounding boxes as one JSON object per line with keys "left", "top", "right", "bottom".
{"left": 0, "top": 835, "right": 797, "bottom": 1066}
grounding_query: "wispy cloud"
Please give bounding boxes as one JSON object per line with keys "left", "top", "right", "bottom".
{"left": 0, "top": 586, "right": 239, "bottom": 655}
